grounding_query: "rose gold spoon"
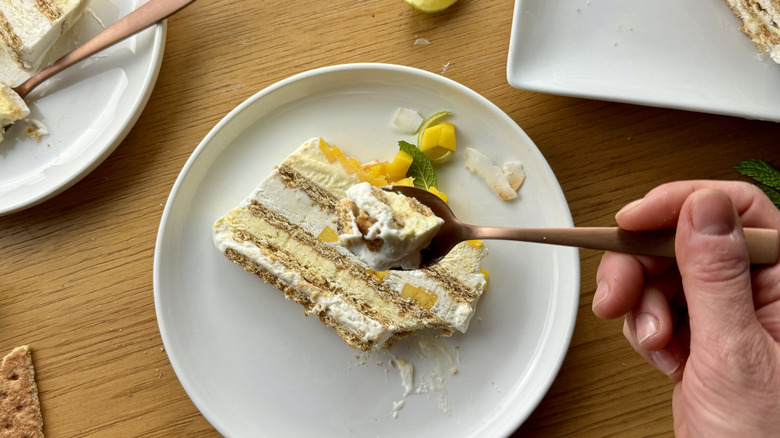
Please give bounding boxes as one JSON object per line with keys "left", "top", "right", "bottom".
{"left": 386, "top": 186, "right": 780, "bottom": 269}
{"left": 12, "top": 0, "right": 197, "bottom": 98}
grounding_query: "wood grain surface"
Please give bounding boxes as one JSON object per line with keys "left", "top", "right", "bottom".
{"left": 2, "top": 0, "right": 779, "bottom": 436}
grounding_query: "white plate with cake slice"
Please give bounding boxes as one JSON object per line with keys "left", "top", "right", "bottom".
{"left": 507, "top": 0, "right": 780, "bottom": 121}
{"left": 154, "top": 63, "right": 580, "bottom": 438}
{"left": 0, "top": 0, "right": 165, "bottom": 215}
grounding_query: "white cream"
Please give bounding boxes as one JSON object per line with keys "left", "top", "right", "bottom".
{"left": 0, "top": 0, "right": 90, "bottom": 76}
{"left": 338, "top": 182, "right": 444, "bottom": 271}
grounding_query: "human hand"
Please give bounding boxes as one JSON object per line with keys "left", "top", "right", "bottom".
{"left": 592, "top": 181, "right": 780, "bottom": 437}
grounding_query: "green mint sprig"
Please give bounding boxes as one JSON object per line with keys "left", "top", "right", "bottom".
{"left": 398, "top": 140, "right": 438, "bottom": 190}
{"left": 734, "top": 159, "right": 780, "bottom": 210}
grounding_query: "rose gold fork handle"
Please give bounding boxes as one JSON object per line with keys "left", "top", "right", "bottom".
{"left": 13, "top": 0, "right": 197, "bottom": 98}
{"left": 465, "top": 226, "right": 780, "bottom": 265}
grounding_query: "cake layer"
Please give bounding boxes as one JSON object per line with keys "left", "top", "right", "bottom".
{"left": 213, "top": 138, "right": 488, "bottom": 351}
{"left": 0, "top": 0, "right": 89, "bottom": 80}
{"left": 728, "top": 0, "right": 780, "bottom": 63}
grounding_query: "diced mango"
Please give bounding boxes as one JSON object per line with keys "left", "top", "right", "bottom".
{"left": 419, "top": 122, "right": 456, "bottom": 153}
{"left": 428, "top": 186, "right": 448, "bottom": 203}
{"left": 387, "top": 150, "right": 413, "bottom": 181}
{"left": 466, "top": 240, "right": 484, "bottom": 248}
{"left": 400, "top": 283, "right": 438, "bottom": 309}
{"left": 356, "top": 166, "right": 388, "bottom": 187}
{"left": 317, "top": 226, "right": 340, "bottom": 243}
{"left": 368, "top": 269, "right": 388, "bottom": 281}
{"left": 480, "top": 269, "right": 489, "bottom": 290}
{"left": 392, "top": 176, "right": 415, "bottom": 187}
{"left": 438, "top": 123, "right": 456, "bottom": 150}
{"left": 319, "top": 139, "right": 337, "bottom": 163}
{"left": 364, "top": 161, "right": 389, "bottom": 176}
{"left": 420, "top": 124, "right": 442, "bottom": 151}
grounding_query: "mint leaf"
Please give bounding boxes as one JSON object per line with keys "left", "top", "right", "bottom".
{"left": 734, "top": 159, "right": 780, "bottom": 190}
{"left": 398, "top": 140, "right": 438, "bottom": 190}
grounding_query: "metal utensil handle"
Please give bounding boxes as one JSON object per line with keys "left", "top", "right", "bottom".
{"left": 466, "top": 226, "right": 779, "bottom": 264}
{"left": 14, "top": 0, "right": 197, "bottom": 97}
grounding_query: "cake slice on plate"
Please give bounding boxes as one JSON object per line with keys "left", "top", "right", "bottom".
{"left": 727, "top": 0, "right": 780, "bottom": 62}
{"left": 0, "top": 0, "right": 91, "bottom": 77}
{"left": 213, "top": 137, "right": 488, "bottom": 351}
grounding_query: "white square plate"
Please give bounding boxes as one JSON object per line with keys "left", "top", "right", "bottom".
{"left": 507, "top": 0, "right": 780, "bottom": 121}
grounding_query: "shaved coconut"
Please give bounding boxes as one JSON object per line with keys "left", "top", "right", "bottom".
{"left": 464, "top": 148, "right": 517, "bottom": 201}
{"left": 392, "top": 108, "right": 423, "bottom": 134}
{"left": 502, "top": 161, "right": 526, "bottom": 191}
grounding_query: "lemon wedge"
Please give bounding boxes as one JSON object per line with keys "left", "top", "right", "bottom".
{"left": 424, "top": 147, "right": 452, "bottom": 162}
{"left": 404, "top": 0, "right": 457, "bottom": 13}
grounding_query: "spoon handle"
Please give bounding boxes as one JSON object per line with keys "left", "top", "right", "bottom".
{"left": 14, "top": 0, "right": 197, "bottom": 97}
{"left": 467, "top": 226, "right": 779, "bottom": 264}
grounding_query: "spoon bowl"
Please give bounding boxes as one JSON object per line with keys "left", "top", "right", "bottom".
{"left": 386, "top": 185, "right": 780, "bottom": 269}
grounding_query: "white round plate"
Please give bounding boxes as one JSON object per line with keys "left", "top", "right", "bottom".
{"left": 0, "top": 0, "right": 166, "bottom": 215}
{"left": 154, "top": 63, "right": 579, "bottom": 438}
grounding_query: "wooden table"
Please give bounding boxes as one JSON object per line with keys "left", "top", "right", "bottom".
{"left": 2, "top": 0, "right": 779, "bottom": 436}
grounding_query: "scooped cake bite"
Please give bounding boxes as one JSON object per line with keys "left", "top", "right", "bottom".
{"left": 213, "top": 137, "right": 488, "bottom": 351}
{"left": 336, "top": 182, "right": 444, "bottom": 271}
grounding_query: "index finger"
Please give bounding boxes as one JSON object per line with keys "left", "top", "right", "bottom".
{"left": 616, "top": 180, "right": 780, "bottom": 231}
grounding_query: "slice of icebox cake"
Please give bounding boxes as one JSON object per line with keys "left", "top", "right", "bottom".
{"left": 212, "top": 137, "right": 488, "bottom": 351}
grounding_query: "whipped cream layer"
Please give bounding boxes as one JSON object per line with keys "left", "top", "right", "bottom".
{"left": 0, "top": 0, "right": 90, "bottom": 83}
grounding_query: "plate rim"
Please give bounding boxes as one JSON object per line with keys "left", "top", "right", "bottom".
{"left": 154, "top": 62, "right": 580, "bottom": 437}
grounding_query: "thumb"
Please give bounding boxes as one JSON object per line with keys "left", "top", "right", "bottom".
{"left": 676, "top": 189, "right": 755, "bottom": 339}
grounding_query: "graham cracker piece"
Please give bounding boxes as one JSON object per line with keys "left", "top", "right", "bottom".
{"left": 0, "top": 346, "right": 43, "bottom": 438}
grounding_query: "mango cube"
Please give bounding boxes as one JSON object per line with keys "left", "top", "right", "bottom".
{"left": 317, "top": 226, "right": 340, "bottom": 243}
{"left": 387, "top": 150, "right": 413, "bottom": 181}
{"left": 400, "top": 283, "right": 438, "bottom": 309}
{"left": 428, "top": 186, "right": 448, "bottom": 203}
{"left": 419, "top": 122, "right": 456, "bottom": 153}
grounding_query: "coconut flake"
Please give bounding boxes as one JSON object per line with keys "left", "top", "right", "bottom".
{"left": 464, "top": 147, "right": 517, "bottom": 201}
{"left": 392, "top": 107, "right": 423, "bottom": 134}
{"left": 414, "top": 38, "right": 430, "bottom": 46}
{"left": 502, "top": 161, "right": 526, "bottom": 191}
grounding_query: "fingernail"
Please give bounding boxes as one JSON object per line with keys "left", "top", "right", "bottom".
{"left": 651, "top": 349, "right": 680, "bottom": 375}
{"left": 635, "top": 313, "right": 659, "bottom": 345}
{"left": 616, "top": 198, "right": 644, "bottom": 218}
{"left": 592, "top": 280, "right": 609, "bottom": 312}
{"left": 690, "top": 190, "right": 736, "bottom": 236}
